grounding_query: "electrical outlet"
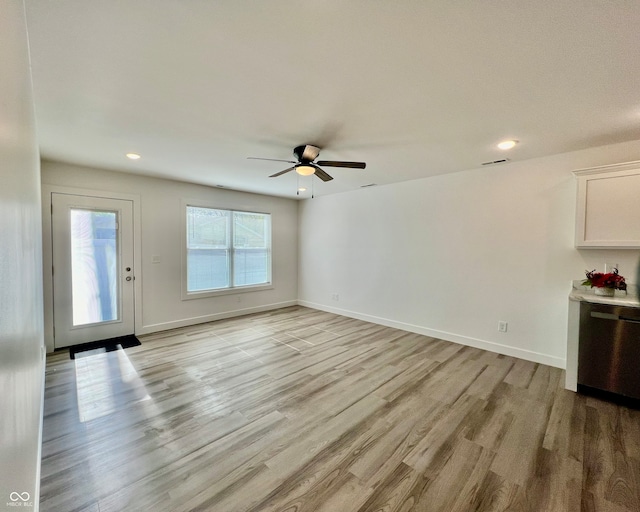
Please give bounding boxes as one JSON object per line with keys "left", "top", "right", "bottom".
{"left": 331, "top": 293, "right": 340, "bottom": 301}
{"left": 498, "top": 321, "right": 508, "bottom": 333}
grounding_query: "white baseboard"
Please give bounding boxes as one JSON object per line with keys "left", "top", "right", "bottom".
{"left": 298, "top": 300, "right": 566, "bottom": 369}
{"left": 137, "top": 300, "right": 298, "bottom": 335}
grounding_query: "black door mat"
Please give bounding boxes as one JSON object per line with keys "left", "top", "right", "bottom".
{"left": 69, "top": 335, "right": 141, "bottom": 360}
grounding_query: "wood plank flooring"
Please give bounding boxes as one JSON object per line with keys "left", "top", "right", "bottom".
{"left": 40, "top": 306, "right": 640, "bottom": 511}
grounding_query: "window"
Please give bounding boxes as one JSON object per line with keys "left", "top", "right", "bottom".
{"left": 186, "top": 206, "right": 271, "bottom": 294}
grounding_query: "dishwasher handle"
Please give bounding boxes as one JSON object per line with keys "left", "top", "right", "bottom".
{"left": 590, "top": 312, "right": 619, "bottom": 320}
{"left": 590, "top": 311, "right": 640, "bottom": 324}
{"left": 620, "top": 316, "right": 640, "bottom": 324}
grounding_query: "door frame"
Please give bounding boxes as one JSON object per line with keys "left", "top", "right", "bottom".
{"left": 42, "top": 185, "right": 142, "bottom": 353}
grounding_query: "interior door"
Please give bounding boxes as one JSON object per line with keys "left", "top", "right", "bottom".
{"left": 52, "top": 193, "right": 135, "bottom": 348}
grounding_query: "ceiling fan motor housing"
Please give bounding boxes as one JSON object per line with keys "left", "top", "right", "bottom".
{"left": 294, "top": 144, "right": 320, "bottom": 163}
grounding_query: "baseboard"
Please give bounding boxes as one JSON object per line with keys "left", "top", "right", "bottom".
{"left": 137, "top": 300, "right": 298, "bottom": 335}
{"left": 298, "top": 300, "right": 566, "bottom": 369}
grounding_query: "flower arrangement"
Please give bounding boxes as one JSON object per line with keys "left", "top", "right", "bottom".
{"left": 582, "top": 268, "right": 627, "bottom": 291}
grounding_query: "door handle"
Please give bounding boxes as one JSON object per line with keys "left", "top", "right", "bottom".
{"left": 126, "top": 276, "right": 132, "bottom": 282}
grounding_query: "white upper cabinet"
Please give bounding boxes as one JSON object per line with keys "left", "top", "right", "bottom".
{"left": 574, "top": 161, "right": 640, "bottom": 249}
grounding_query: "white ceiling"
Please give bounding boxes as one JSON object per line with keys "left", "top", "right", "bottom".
{"left": 25, "top": 1, "right": 640, "bottom": 199}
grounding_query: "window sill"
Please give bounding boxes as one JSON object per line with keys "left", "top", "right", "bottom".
{"left": 181, "top": 283, "right": 273, "bottom": 301}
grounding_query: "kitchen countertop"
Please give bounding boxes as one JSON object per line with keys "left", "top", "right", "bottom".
{"left": 569, "top": 280, "right": 640, "bottom": 308}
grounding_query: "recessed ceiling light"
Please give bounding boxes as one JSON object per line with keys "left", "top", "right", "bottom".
{"left": 298, "top": 187, "right": 307, "bottom": 192}
{"left": 497, "top": 140, "right": 518, "bottom": 150}
{"left": 126, "top": 153, "right": 141, "bottom": 160}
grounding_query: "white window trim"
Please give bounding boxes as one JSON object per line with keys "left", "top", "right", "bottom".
{"left": 181, "top": 200, "right": 273, "bottom": 301}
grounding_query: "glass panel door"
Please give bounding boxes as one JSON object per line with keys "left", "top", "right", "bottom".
{"left": 52, "top": 193, "right": 135, "bottom": 348}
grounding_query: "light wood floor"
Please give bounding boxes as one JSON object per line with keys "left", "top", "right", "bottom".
{"left": 41, "top": 306, "right": 640, "bottom": 512}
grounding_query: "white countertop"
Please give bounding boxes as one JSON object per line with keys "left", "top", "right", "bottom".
{"left": 569, "top": 280, "right": 640, "bottom": 307}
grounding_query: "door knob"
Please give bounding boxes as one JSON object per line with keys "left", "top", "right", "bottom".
{"left": 126, "top": 276, "right": 132, "bottom": 281}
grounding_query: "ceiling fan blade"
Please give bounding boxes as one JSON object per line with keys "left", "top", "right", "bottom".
{"left": 313, "top": 167, "right": 334, "bottom": 182}
{"left": 248, "top": 157, "right": 297, "bottom": 164}
{"left": 315, "top": 160, "right": 366, "bottom": 169}
{"left": 269, "top": 166, "right": 296, "bottom": 178}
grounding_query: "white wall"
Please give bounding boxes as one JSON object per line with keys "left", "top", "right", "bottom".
{"left": 41, "top": 161, "right": 298, "bottom": 351}
{"left": 0, "top": 1, "right": 45, "bottom": 508}
{"left": 40, "top": 142, "right": 640, "bottom": 367}
{"left": 299, "top": 140, "right": 640, "bottom": 368}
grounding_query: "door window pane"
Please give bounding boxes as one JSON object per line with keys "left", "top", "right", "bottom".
{"left": 70, "top": 209, "right": 119, "bottom": 326}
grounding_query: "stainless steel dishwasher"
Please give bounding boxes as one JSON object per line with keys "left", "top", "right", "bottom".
{"left": 578, "top": 301, "right": 640, "bottom": 400}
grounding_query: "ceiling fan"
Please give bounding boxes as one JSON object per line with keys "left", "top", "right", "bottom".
{"left": 248, "top": 144, "right": 366, "bottom": 182}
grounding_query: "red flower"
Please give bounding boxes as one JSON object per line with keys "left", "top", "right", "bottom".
{"left": 582, "top": 269, "right": 627, "bottom": 291}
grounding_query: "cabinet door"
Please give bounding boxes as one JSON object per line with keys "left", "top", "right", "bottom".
{"left": 574, "top": 162, "right": 640, "bottom": 248}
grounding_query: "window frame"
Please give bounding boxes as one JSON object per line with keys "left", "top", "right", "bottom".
{"left": 181, "top": 201, "right": 273, "bottom": 300}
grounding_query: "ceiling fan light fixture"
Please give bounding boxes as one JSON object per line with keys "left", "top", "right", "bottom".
{"left": 295, "top": 165, "right": 315, "bottom": 176}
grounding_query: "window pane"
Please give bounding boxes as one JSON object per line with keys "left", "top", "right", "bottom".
{"left": 233, "top": 249, "right": 269, "bottom": 286}
{"left": 233, "top": 212, "right": 270, "bottom": 286}
{"left": 70, "top": 209, "right": 118, "bottom": 326}
{"left": 187, "top": 207, "right": 231, "bottom": 291}
{"left": 233, "top": 212, "right": 268, "bottom": 248}
{"left": 187, "top": 206, "right": 229, "bottom": 249}
{"left": 187, "top": 249, "right": 229, "bottom": 290}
